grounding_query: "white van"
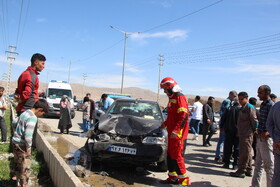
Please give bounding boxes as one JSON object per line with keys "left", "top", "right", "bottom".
{"left": 44, "top": 80, "right": 75, "bottom": 118}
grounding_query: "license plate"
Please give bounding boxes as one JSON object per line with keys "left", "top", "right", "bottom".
{"left": 108, "top": 145, "right": 136, "bottom": 155}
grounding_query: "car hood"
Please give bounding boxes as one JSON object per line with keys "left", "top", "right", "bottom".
{"left": 98, "top": 114, "right": 162, "bottom": 136}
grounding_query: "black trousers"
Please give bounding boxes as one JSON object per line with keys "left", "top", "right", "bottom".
{"left": 202, "top": 123, "right": 215, "bottom": 145}
{"left": 0, "top": 116, "right": 7, "bottom": 142}
{"left": 223, "top": 132, "right": 239, "bottom": 166}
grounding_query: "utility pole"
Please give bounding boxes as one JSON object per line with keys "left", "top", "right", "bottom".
{"left": 5, "top": 46, "right": 18, "bottom": 101}
{"left": 110, "top": 25, "right": 140, "bottom": 94}
{"left": 67, "top": 59, "right": 79, "bottom": 83}
{"left": 46, "top": 71, "right": 50, "bottom": 83}
{"left": 68, "top": 60, "right": 71, "bottom": 83}
{"left": 82, "top": 73, "right": 87, "bottom": 97}
{"left": 157, "top": 55, "right": 164, "bottom": 103}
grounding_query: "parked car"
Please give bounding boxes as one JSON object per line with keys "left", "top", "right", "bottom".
{"left": 85, "top": 98, "right": 168, "bottom": 171}
{"left": 76, "top": 100, "right": 84, "bottom": 111}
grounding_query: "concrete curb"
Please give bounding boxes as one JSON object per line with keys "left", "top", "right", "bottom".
{"left": 36, "top": 130, "right": 84, "bottom": 187}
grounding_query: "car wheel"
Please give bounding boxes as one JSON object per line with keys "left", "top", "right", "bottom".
{"left": 71, "top": 111, "right": 75, "bottom": 119}
{"left": 157, "top": 159, "right": 168, "bottom": 172}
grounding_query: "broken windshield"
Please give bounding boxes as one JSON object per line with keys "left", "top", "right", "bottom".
{"left": 108, "top": 100, "right": 163, "bottom": 121}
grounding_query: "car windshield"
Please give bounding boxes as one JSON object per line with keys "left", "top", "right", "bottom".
{"left": 108, "top": 100, "right": 163, "bottom": 121}
{"left": 48, "top": 89, "right": 72, "bottom": 99}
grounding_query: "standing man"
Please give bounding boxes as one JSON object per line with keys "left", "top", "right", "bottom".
{"left": 251, "top": 85, "right": 274, "bottom": 187}
{"left": 12, "top": 99, "right": 48, "bottom": 187}
{"left": 160, "top": 77, "right": 190, "bottom": 186}
{"left": 220, "top": 98, "right": 240, "bottom": 169}
{"left": 14, "top": 53, "right": 46, "bottom": 116}
{"left": 270, "top": 93, "right": 277, "bottom": 103}
{"left": 86, "top": 93, "right": 96, "bottom": 125}
{"left": 230, "top": 92, "right": 258, "bottom": 178}
{"left": 100, "top": 94, "right": 114, "bottom": 112}
{"left": 202, "top": 96, "right": 216, "bottom": 147}
{"left": 266, "top": 99, "right": 280, "bottom": 187}
{"left": 215, "top": 91, "right": 237, "bottom": 162}
{"left": 189, "top": 95, "right": 203, "bottom": 140}
{"left": 0, "top": 86, "right": 7, "bottom": 142}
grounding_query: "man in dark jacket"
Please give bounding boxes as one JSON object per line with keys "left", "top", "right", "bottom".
{"left": 220, "top": 99, "right": 240, "bottom": 169}
{"left": 202, "top": 96, "right": 216, "bottom": 147}
{"left": 86, "top": 93, "right": 96, "bottom": 125}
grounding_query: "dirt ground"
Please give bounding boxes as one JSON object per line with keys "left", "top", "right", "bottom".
{"left": 40, "top": 111, "right": 267, "bottom": 187}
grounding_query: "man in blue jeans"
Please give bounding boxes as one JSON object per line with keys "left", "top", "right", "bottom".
{"left": 190, "top": 96, "right": 203, "bottom": 140}
{"left": 215, "top": 90, "right": 237, "bottom": 162}
{"left": 266, "top": 100, "right": 280, "bottom": 187}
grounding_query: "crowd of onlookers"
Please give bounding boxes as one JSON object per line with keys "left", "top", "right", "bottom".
{"left": 189, "top": 86, "right": 279, "bottom": 187}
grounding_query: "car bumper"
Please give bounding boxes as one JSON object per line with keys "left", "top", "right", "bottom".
{"left": 86, "top": 140, "right": 167, "bottom": 164}
{"left": 45, "top": 108, "right": 60, "bottom": 117}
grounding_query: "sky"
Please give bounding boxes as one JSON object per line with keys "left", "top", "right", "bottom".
{"left": 0, "top": 0, "right": 280, "bottom": 99}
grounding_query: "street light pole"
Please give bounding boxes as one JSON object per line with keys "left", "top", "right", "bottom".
{"left": 110, "top": 25, "right": 140, "bottom": 94}
{"left": 121, "top": 32, "right": 127, "bottom": 94}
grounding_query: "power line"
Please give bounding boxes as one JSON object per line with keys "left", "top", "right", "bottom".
{"left": 0, "top": 0, "right": 9, "bottom": 49}
{"left": 17, "top": 0, "right": 30, "bottom": 51}
{"left": 141, "top": 0, "right": 224, "bottom": 33}
{"left": 78, "top": 38, "right": 125, "bottom": 63}
{"left": 77, "top": 1, "right": 223, "bottom": 64}
{"left": 165, "top": 48, "right": 280, "bottom": 64}
{"left": 165, "top": 33, "right": 280, "bottom": 56}
{"left": 167, "top": 43, "right": 280, "bottom": 60}
{"left": 15, "top": 0, "right": 24, "bottom": 47}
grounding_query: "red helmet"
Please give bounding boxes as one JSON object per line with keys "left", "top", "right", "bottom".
{"left": 160, "top": 77, "right": 177, "bottom": 89}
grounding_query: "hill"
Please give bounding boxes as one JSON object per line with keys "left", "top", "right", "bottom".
{"left": 0, "top": 80, "right": 224, "bottom": 111}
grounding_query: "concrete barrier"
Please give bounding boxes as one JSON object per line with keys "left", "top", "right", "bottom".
{"left": 35, "top": 130, "right": 84, "bottom": 187}
{"left": 10, "top": 103, "right": 84, "bottom": 187}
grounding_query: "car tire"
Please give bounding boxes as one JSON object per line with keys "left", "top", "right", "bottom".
{"left": 71, "top": 111, "right": 75, "bottom": 119}
{"left": 157, "top": 159, "right": 168, "bottom": 172}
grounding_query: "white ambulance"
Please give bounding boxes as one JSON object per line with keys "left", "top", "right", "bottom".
{"left": 44, "top": 80, "right": 75, "bottom": 118}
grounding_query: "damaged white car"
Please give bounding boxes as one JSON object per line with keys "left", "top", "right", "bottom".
{"left": 85, "top": 98, "right": 168, "bottom": 171}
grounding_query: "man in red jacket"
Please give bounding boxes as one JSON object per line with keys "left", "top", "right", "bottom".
{"left": 14, "top": 53, "right": 46, "bottom": 116}
{"left": 160, "top": 77, "right": 190, "bottom": 186}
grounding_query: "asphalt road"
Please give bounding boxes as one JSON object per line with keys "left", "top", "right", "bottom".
{"left": 39, "top": 111, "right": 267, "bottom": 187}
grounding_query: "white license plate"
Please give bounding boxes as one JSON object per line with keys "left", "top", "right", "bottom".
{"left": 108, "top": 145, "right": 136, "bottom": 155}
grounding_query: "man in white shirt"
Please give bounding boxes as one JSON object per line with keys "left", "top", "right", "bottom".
{"left": 190, "top": 96, "right": 203, "bottom": 140}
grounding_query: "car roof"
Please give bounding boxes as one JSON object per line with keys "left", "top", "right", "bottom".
{"left": 114, "top": 98, "right": 158, "bottom": 104}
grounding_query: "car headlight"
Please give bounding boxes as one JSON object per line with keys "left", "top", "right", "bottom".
{"left": 97, "top": 134, "right": 110, "bottom": 141}
{"left": 142, "top": 136, "right": 165, "bottom": 144}
{"left": 48, "top": 103, "right": 53, "bottom": 107}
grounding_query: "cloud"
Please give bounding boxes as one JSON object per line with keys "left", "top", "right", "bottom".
{"left": 144, "top": 0, "right": 173, "bottom": 8}
{"left": 0, "top": 55, "right": 28, "bottom": 67}
{"left": 242, "top": 0, "right": 280, "bottom": 6}
{"left": 70, "top": 73, "right": 149, "bottom": 88}
{"left": 191, "top": 87, "right": 227, "bottom": 93}
{"left": 114, "top": 62, "right": 142, "bottom": 73}
{"left": 36, "top": 18, "right": 47, "bottom": 23}
{"left": 207, "top": 61, "right": 280, "bottom": 76}
{"left": 131, "top": 29, "right": 188, "bottom": 42}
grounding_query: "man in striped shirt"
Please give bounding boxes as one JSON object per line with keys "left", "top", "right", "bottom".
{"left": 12, "top": 99, "right": 48, "bottom": 187}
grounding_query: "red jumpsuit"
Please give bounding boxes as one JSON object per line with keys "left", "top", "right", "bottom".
{"left": 163, "top": 92, "right": 189, "bottom": 184}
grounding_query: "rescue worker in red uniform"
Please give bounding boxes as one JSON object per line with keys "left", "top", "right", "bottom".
{"left": 160, "top": 77, "right": 190, "bottom": 186}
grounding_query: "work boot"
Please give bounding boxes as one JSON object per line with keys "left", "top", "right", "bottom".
{"left": 160, "top": 177, "right": 178, "bottom": 184}
{"left": 245, "top": 171, "right": 252, "bottom": 177}
{"left": 162, "top": 172, "right": 178, "bottom": 184}
{"left": 229, "top": 170, "right": 245, "bottom": 178}
{"left": 178, "top": 177, "right": 190, "bottom": 186}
